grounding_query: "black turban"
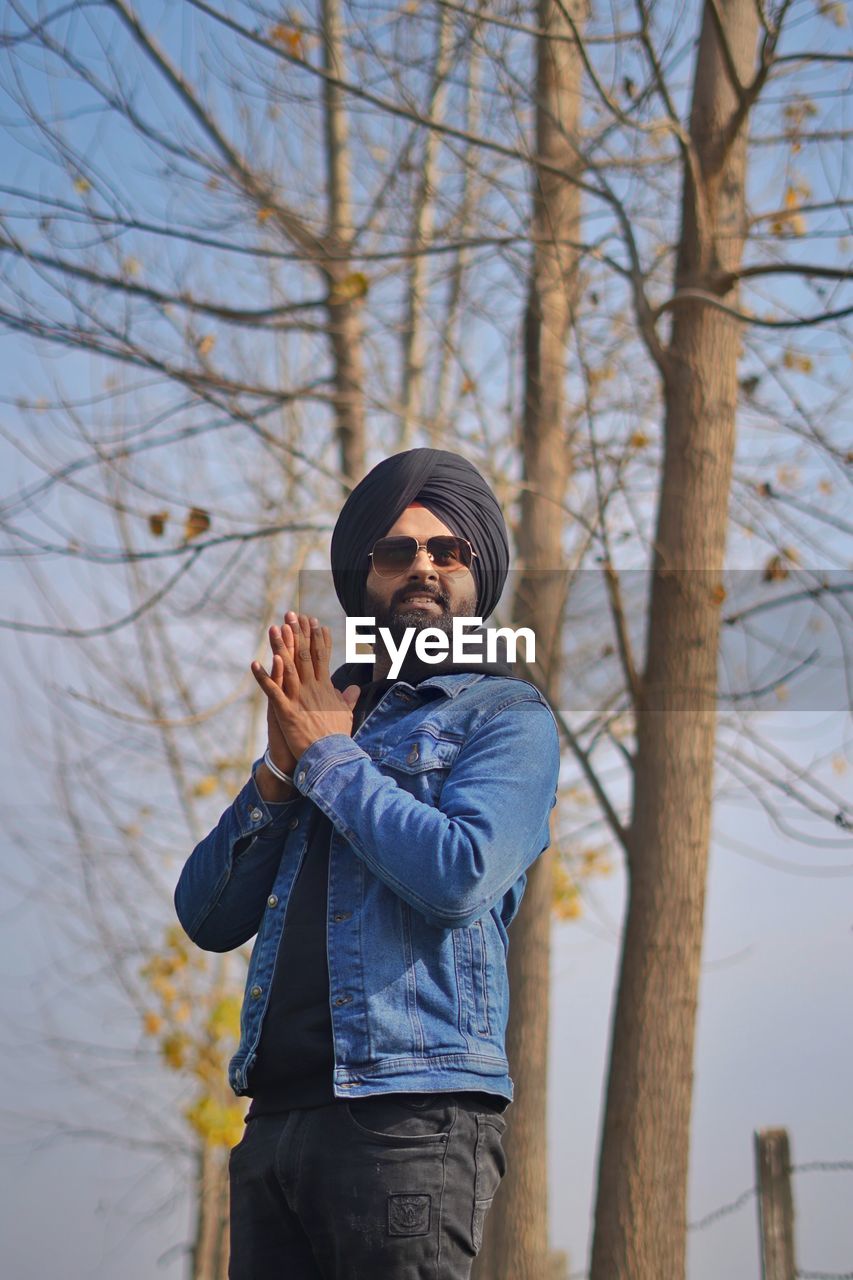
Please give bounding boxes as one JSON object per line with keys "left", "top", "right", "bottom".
{"left": 330, "top": 448, "right": 509, "bottom": 619}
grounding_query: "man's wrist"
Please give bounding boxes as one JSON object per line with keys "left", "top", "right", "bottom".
{"left": 254, "top": 758, "right": 296, "bottom": 803}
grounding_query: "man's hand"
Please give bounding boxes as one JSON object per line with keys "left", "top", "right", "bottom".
{"left": 251, "top": 612, "right": 361, "bottom": 766}
{"left": 253, "top": 616, "right": 300, "bottom": 802}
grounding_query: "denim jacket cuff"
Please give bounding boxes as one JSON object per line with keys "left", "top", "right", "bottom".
{"left": 292, "top": 735, "right": 366, "bottom": 794}
{"left": 239, "top": 759, "right": 300, "bottom": 831}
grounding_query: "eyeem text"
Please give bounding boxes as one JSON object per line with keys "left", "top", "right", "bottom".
{"left": 345, "top": 616, "right": 535, "bottom": 679}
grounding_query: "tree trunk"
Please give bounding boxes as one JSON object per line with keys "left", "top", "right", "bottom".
{"left": 321, "top": 0, "right": 366, "bottom": 484}
{"left": 191, "top": 1142, "right": 230, "bottom": 1280}
{"left": 590, "top": 3, "right": 759, "bottom": 1277}
{"left": 474, "top": 3, "right": 582, "bottom": 1276}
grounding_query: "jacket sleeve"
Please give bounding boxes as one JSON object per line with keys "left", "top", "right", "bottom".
{"left": 173, "top": 767, "right": 298, "bottom": 952}
{"left": 290, "top": 695, "right": 560, "bottom": 929}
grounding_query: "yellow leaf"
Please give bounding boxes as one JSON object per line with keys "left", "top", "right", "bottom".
{"left": 193, "top": 775, "right": 219, "bottom": 798}
{"left": 818, "top": 478, "right": 833, "bottom": 495}
{"left": 269, "top": 24, "right": 304, "bottom": 55}
{"left": 73, "top": 176, "right": 91, "bottom": 193}
{"left": 143, "top": 1011, "right": 163, "bottom": 1036}
{"left": 817, "top": 0, "right": 847, "bottom": 26}
{"left": 148, "top": 511, "right": 168, "bottom": 537}
{"left": 257, "top": 206, "right": 274, "bottom": 223}
{"left": 185, "top": 1097, "right": 246, "bottom": 1147}
{"left": 460, "top": 376, "right": 476, "bottom": 395}
{"left": 629, "top": 431, "right": 649, "bottom": 449}
{"left": 184, "top": 507, "right": 211, "bottom": 541}
{"left": 208, "top": 995, "right": 241, "bottom": 1041}
{"left": 552, "top": 861, "right": 583, "bottom": 920}
{"left": 330, "top": 271, "right": 369, "bottom": 303}
{"left": 196, "top": 334, "right": 216, "bottom": 357}
{"left": 832, "top": 755, "right": 848, "bottom": 775}
{"left": 162, "top": 1031, "right": 190, "bottom": 1071}
{"left": 151, "top": 975, "right": 178, "bottom": 1003}
{"left": 122, "top": 257, "right": 141, "bottom": 277}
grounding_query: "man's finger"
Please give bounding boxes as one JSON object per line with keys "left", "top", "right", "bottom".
{"left": 292, "top": 613, "right": 315, "bottom": 683}
{"left": 276, "top": 640, "right": 302, "bottom": 702}
{"left": 251, "top": 660, "right": 283, "bottom": 701}
{"left": 309, "top": 618, "right": 329, "bottom": 681}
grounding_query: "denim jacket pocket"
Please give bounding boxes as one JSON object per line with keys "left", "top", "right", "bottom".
{"left": 379, "top": 728, "right": 464, "bottom": 800}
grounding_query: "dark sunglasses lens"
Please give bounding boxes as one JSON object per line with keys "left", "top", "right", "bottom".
{"left": 371, "top": 537, "right": 419, "bottom": 574}
{"left": 371, "top": 536, "right": 472, "bottom": 575}
{"left": 428, "top": 537, "right": 470, "bottom": 569}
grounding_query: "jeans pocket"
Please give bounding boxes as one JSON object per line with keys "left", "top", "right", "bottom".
{"left": 472, "top": 1114, "right": 507, "bottom": 1251}
{"left": 345, "top": 1094, "right": 457, "bottom": 1144}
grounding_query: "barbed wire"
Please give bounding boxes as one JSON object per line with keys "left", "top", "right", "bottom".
{"left": 689, "top": 1185, "right": 757, "bottom": 1231}
{"left": 559, "top": 1159, "right": 853, "bottom": 1276}
{"left": 689, "top": 1158, "right": 853, "bottom": 1233}
{"left": 796, "top": 1270, "right": 853, "bottom": 1279}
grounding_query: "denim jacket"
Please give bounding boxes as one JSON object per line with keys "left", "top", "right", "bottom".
{"left": 174, "top": 669, "right": 560, "bottom": 1102}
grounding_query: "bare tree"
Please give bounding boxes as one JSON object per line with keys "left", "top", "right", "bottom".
{"left": 475, "top": 2, "right": 585, "bottom": 1276}
{"left": 1, "top": 3, "right": 850, "bottom": 1279}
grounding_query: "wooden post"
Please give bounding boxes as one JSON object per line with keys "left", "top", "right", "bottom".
{"left": 755, "top": 1128, "right": 796, "bottom": 1280}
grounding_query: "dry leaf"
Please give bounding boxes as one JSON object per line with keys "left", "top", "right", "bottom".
{"left": 257, "top": 206, "right": 274, "bottom": 223}
{"left": 331, "top": 271, "right": 369, "bottom": 303}
{"left": 270, "top": 24, "right": 304, "bottom": 55}
{"left": 73, "top": 176, "right": 91, "bottom": 193}
{"left": 184, "top": 507, "right": 211, "bottom": 541}
{"left": 143, "top": 1011, "right": 163, "bottom": 1036}
{"left": 193, "top": 775, "right": 219, "bottom": 797}
{"left": 148, "top": 511, "right": 168, "bottom": 537}
{"left": 763, "top": 554, "right": 788, "bottom": 582}
{"left": 197, "top": 334, "right": 216, "bottom": 357}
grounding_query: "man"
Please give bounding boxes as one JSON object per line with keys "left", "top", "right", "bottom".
{"left": 174, "top": 448, "right": 560, "bottom": 1279}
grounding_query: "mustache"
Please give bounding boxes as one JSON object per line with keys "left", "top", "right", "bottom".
{"left": 392, "top": 587, "right": 449, "bottom": 609}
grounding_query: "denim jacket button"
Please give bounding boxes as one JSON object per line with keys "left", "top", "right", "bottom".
{"left": 333, "top": 911, "right": 351, "bottom": 923}
{"left": 267, "top": 895, "right": 278, "bottom": 908}
{"left": 250, "top": 985, "right": 263, "bottom": 999}
{"left": 297, "top": 771, "right": 307, "bottom": 785}
{"left": 288, "top": 817, "right": 299, "bottom": 830}
{"left": 334, "top": 994, "right": 352, "bottom": 1006}
{"left": 407, "top": 745, "right": 419, "bottom": 764}
{"left": 249, "top": 807, "right": 263, "bottom": 822}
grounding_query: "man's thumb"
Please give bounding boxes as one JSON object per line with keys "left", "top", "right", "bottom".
{"left": 342, "top": 684, "right": 361, "bottom": 709}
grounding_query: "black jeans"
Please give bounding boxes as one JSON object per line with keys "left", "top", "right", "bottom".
{"left": 228, "top": 1094, "right": 507, "bottom": 1279}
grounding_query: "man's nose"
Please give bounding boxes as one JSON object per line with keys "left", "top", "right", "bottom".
{"left": 407, "top": 547, "right": 439, "bottom": 579}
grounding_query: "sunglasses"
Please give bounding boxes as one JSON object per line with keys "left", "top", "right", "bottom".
{"left": 368, "top": 535, "right": 477, "bottom": 578}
